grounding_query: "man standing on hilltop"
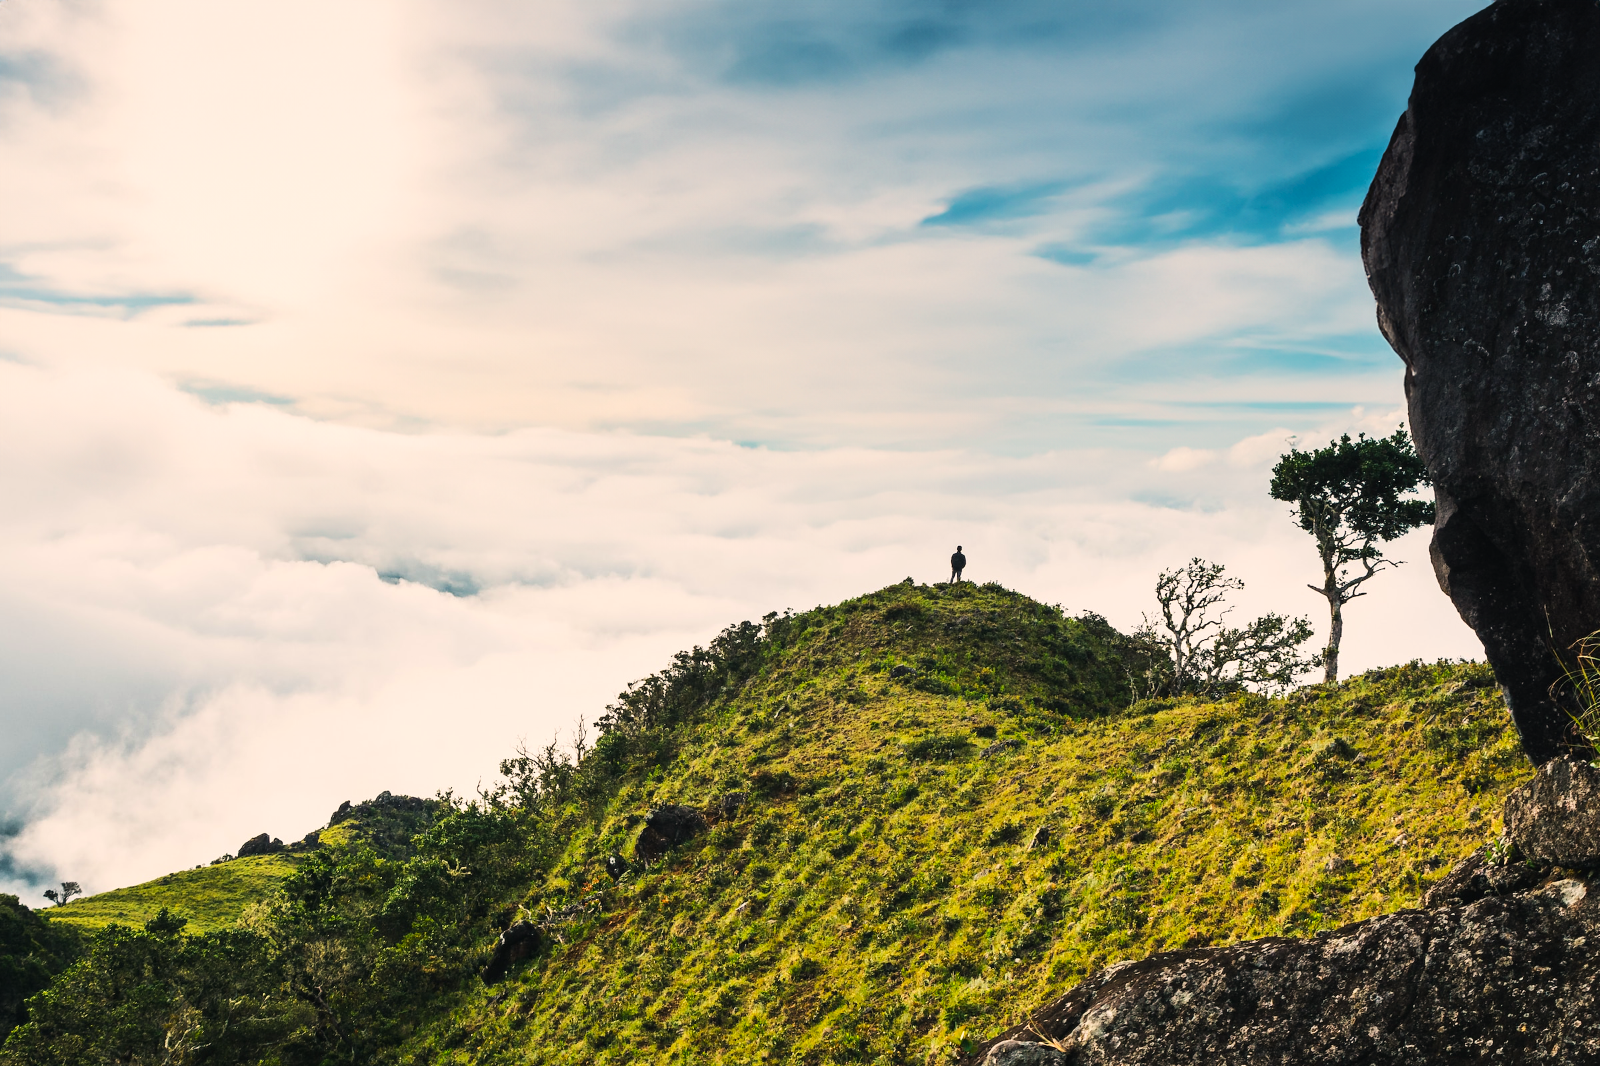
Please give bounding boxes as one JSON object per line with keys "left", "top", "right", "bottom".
{"left": 950, "top": 545, "right": 966, "bottom": 583}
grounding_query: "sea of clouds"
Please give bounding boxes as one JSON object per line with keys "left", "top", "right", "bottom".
{"left": 0, "top": 360, "right": 1475, "bottom": 896}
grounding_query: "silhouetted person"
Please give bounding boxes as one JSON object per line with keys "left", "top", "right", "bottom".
{"left": 950, "top": 546, "right": 966, "bottom": 583}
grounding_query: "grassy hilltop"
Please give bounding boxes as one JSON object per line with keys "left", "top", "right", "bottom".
{"left": 0, "top": 581, "right": 1530, "bottom": 1065}
{"left": 38, "top": 798, "right": 438, "bottom": 938}
{"left": 43, "top": 857, "right": 303, "bottom": 937}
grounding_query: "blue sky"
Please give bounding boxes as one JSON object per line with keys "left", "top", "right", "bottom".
{"left": 0, "top": 0, "right": 1489, "bottom": 893}
{"left": 0, "top": 0, "right": 1486, "bottom": 451}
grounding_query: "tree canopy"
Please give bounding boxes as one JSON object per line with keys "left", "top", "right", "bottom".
{"left": 1270, "top": 429, "right": 1433, "bottom": 682}
{"left": 1133, "top": 558, "right": 1318, "bottom": 698}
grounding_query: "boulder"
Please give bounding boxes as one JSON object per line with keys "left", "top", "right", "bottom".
{"left": 1360, "top": 0, "right": 1600, "bottom": 763}
{"left": 1421, "top": 845, "right": 1542, "bottom": 908}
{"left": 481, "top": 920, "right": 542, "bottom": 985}
{"left": 1504, "top": 754, "right": 1600, "bottom": 866}
{"left": 707, "top": 792, "right": 747, "bottom": 823}
{"left": 634, "top": 804, "right": 708, "bottom": 863}
{"left": 327, "top": 791, "right": 431, "bottom": 828}
{"left": 235, "top": 833, "right": 284, "bottom": 858}
{"left": 604, "top": 853, "right": 629, "bottom": 880}
{"left": 961, "top": 729, "right": 1600, "bottom": 1064}
{"left": 983, "top": 1041, "right": 1067, "bottom": 1066}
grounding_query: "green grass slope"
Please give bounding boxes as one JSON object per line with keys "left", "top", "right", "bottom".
{"left": 404, "top": 582, "right": 1529, "bottom": 1065}
{"left": 42, "top": 856, "right": 303, "bottom": 936}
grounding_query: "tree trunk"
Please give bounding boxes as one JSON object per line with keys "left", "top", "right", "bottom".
{"left": 1313, "top": 517, "right": 1344, "bottom": 685}
{"left": 1324, "top": 597, "right": 1343, "bottom": 684}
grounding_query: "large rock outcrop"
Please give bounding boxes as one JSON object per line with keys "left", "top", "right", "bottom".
{"left": 633, "top": 804, "right": 708, "bottom": 863}
{"left": 1359, "top": 0, "right": 1600, "bottom": 764}
{"left": 958, "top": 7, "right": 1600, "bottom": 1056}
{"left": 962, "top": 757, "right": 1600, "bottom": 1065}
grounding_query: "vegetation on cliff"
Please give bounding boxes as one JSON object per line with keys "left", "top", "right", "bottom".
{"left": 0, "top": 581, "right": 1528, "bottom": 1064}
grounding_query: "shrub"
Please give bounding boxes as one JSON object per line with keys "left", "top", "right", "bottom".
{"left": 903, "top": 733, "right": 973, "bottom": 761}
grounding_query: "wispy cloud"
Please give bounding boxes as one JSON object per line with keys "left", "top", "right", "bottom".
{"left": 921, "top": 183, "right": 1069, "bottom": 228}
{"left": 0, "top": 0, "right": 1484, "bottom": 446}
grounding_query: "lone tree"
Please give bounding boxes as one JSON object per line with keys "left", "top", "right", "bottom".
{"left": 1270, "top": 428, "right": 1433, "bottom": 684}
{"left": 1132, "top": 558, "right": 1318, "bottom": 698}
{"left": 40, "top": 882, "right": 81, "bottom": 907}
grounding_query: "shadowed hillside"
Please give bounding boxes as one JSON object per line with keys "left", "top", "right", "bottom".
{"left": 0, "top": 582, "right": 1528, "bottom": 1064}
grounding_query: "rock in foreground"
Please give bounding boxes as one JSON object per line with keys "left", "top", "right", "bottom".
{"left": 964, "top": 759, "right": 1600, "bottom": 1065}
{"left": 1505, "top": 755, "right": 1600, "bottom": 867}
{"left": 1360, "top": 0, "right": 1600, "bottom": 762}
{"left": 970, "top": 881, "right": 1594, "bottom": 1064}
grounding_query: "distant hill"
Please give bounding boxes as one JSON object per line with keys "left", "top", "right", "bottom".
{"left": 0, "top": 581, "right": 1529, "bottom": 1064}
{"left": 41, "top": 792, "right": 441, "bottom": 938}
{"left": 43, "top": 856, "right": 302, "bottom": 936}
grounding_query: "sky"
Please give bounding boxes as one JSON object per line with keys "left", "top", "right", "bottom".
{"left": 0, "top": 0, "right": 1490, "bottom": 898}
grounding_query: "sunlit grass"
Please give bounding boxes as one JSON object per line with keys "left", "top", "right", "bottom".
{"left": 394, "top": 583, "right": 1528, "bottom": 1065}
{"left": 43, "top": 855, "right": 303, "bottom": 935}
{"left": 1555, "top": 628, "right": 1600, "bottom": 753}
{"left": 34, "top": 582, "right": 1527, "bottom": 1065}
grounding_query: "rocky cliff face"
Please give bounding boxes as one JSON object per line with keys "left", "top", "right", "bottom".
{"left": 1360, "top": 0, "right": 1600, "bottom": 764}
{"left": 964, "top": 758, "right": 1600, "bottom": 1065}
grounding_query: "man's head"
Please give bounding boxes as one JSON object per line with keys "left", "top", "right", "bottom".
{"left": 956, "top": 545, "right": 962, "bottom": 552}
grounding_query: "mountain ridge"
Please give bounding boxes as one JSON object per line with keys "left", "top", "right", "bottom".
{"left": 0, "top": 581, "right": 1528, "bottom": 1064}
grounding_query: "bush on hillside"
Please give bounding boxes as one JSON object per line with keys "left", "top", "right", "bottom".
{"left": 1, "top": 911, "right": 287, "bottom": 1064}
{"left": 0, "top": 897, "right": 79, "bottom": 1043}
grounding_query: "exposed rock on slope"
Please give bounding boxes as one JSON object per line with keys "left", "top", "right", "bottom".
{"left": 1505, "top": 753, "right": 1600, "bottom": 866}
{"left": 633, "top": 803, "right": 708, "bottom": 862}
{"left": 965, "top": 758, "right": 1600, "bottom": 1065}
{"left": 1360, "top": 0, "right": 1600, "bottom": 763}
{"left": 235, "top": 832, "right": 284, "bottom": 858}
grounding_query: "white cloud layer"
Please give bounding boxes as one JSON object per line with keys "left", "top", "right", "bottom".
{"left": 0, "top": 362, "right": 1478, "bottom": 896}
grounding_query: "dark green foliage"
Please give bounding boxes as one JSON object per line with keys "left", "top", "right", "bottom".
{"left": 327, "top": 792, "right": 444, "bottom": 858}
{"left": 0, "top": 897, "right": 79, "bottom": 1042}
{"left": 1270, "top": 429, "right": 1434, "bottom": 682}
{"left": 1, "top": 911, "right": 290, "bottom": 1065}
{"left": 0, "top": 798, "right": 514, "bottom": 1066}
{"left": 251, "top": 799, "right": 558, "bottom": 1063}
{"left": 597, "top": 619, "right": 768, "bottom": 736}
{"left": 1270, "top": 430, "right": 1435, "bottom": 543}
